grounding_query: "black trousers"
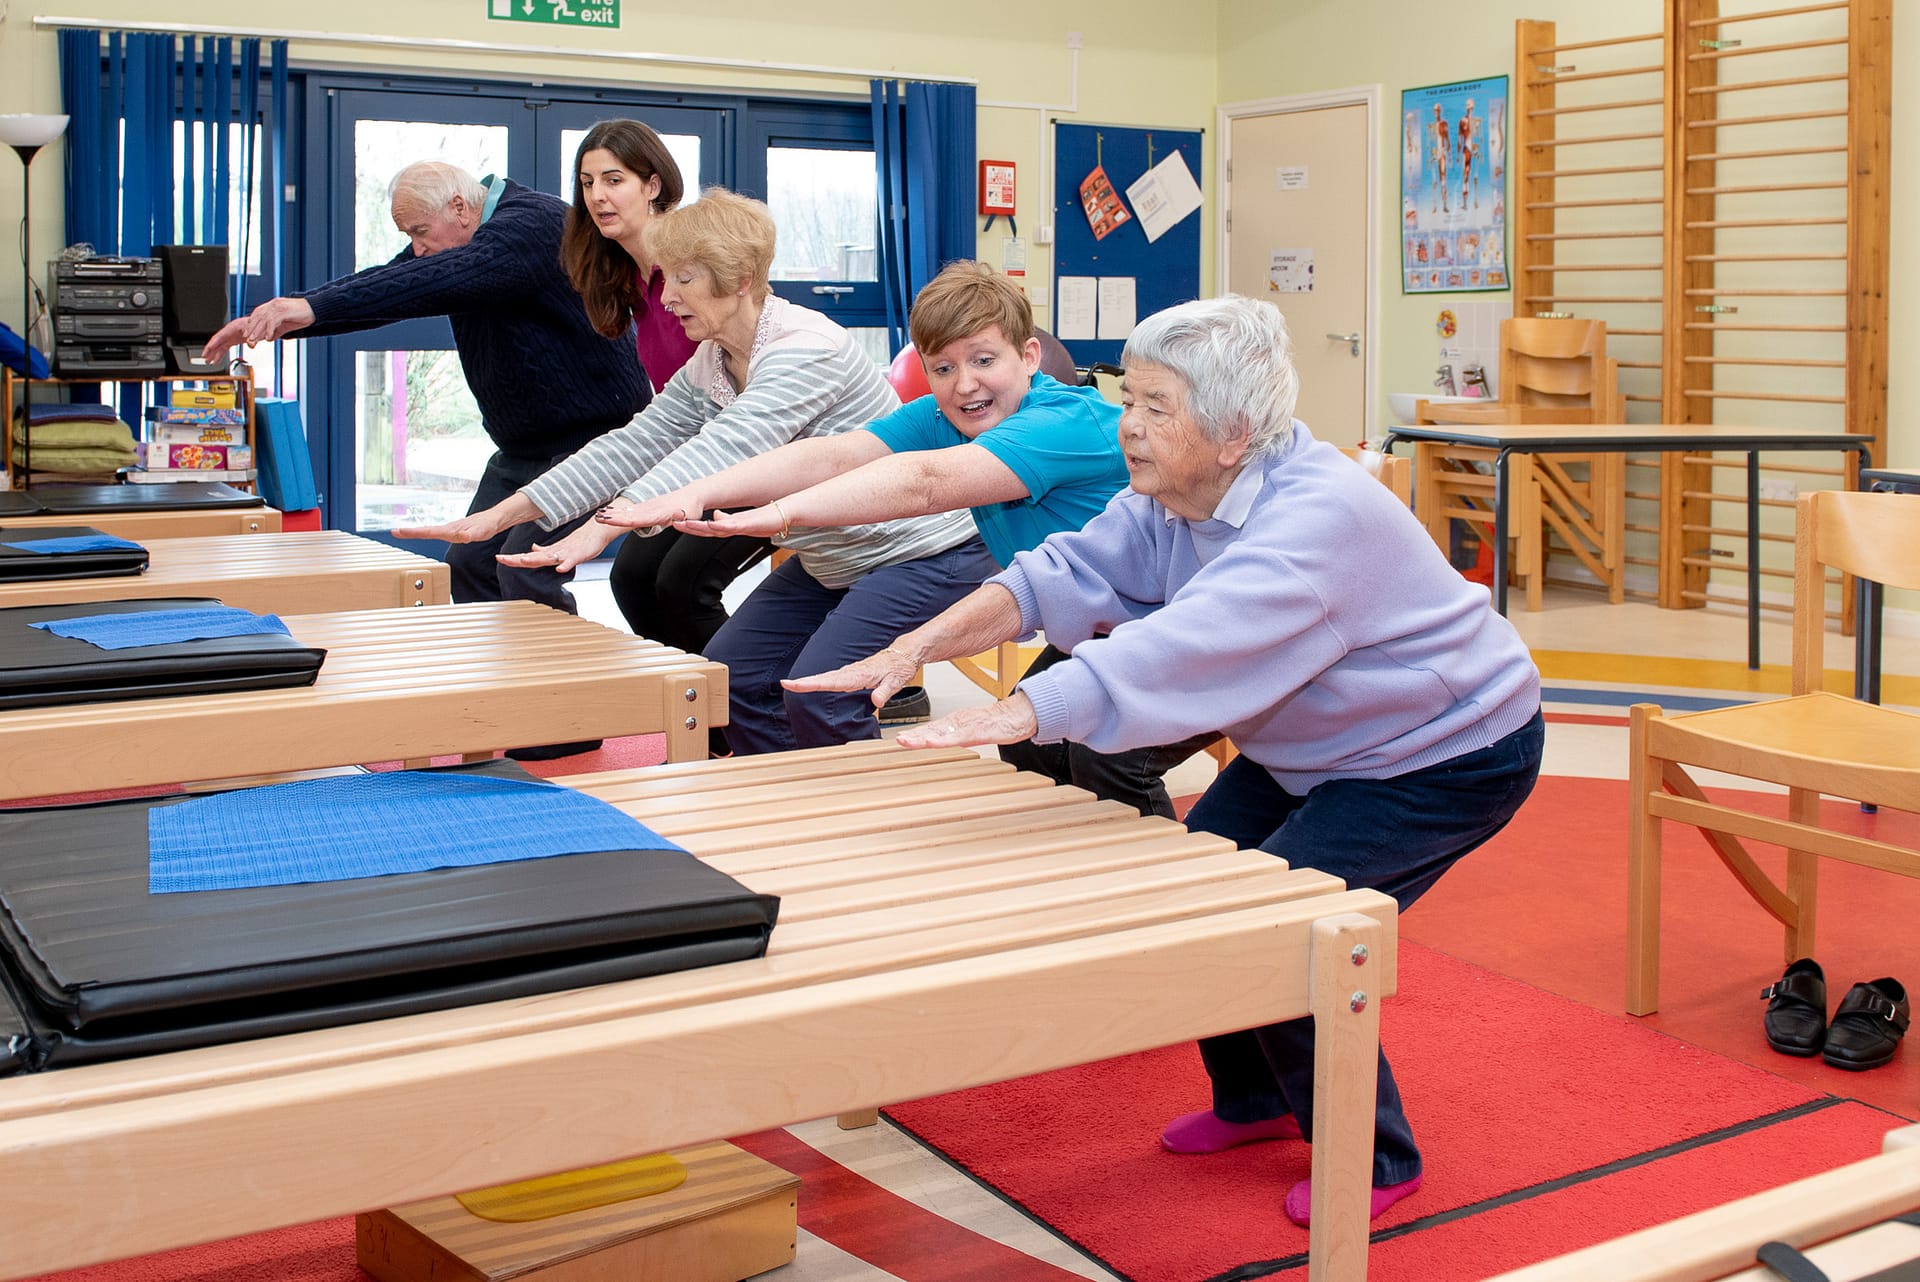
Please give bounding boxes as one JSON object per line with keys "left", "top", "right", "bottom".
{"left": 446, "top": 450, "right": 597, "bottom": 613}
{"left": 995, "top": 644, "right": 1219, "bottom": 819}
{"left": 608, "top": 526, "right": 773, "bottom": 656}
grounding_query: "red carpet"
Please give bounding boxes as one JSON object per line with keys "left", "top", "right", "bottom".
{"left": 883, "top": 942, "right": 1880, "bottom": 1282}
{"left": 1405, "top": 774, "right": 1920, "bottom": 1116}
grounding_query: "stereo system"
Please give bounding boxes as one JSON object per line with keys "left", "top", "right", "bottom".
{"left": 49, "top": 256, "right": 167, "bottom": 377}
{"left": 155, "top": 245, "right": 231, "bottom": 375}
{"left": 49, "top": 249, "right": 234, "bottom": 378}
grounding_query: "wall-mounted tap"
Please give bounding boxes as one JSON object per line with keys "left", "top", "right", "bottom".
{"left": 1460, "top": 363, "right": 1491, "bottom": 398}
{"left": 1434, "top": 363, "right": 1457, "bottom": 397}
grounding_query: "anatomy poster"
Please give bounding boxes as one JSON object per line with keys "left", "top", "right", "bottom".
{"left": 1401, "top": 76, "right": 1507, "bottom": 293}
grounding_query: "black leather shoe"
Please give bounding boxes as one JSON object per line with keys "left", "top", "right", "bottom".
{"left": 877, "top": 685, "right": 932, "bottom": 726}
{"left": 1822, "top": 978, "right": 1909, "bottom": 1071}
{"left": 1761, "top": 958, "right": 1827, "bottom": 1057}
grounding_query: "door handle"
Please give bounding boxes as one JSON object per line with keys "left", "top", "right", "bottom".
{"left": 1325, "top": 331, "right": 1362, "bottom": 357}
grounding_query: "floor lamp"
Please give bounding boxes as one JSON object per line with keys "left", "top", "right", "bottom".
{"left": 0, "top": 114, "right": 70, "bottom": 491}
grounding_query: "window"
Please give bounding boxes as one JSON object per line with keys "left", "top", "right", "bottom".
{"left": 739, "top": 102, "right": 888, "bottom": 364}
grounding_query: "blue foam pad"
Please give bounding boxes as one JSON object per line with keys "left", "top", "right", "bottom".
{"left": 2, "top": 534, "right": 145, "bottom": 555}
{"left": 30, "top": 605, "right": 291, "bottom": 651}
{"left": 148, "top": 771, "right": 688, "bottom": 893}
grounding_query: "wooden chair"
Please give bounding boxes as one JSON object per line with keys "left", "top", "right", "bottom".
{"left": 1414, "top": 317, "right": 1625, "bottom": 610}
{"left": 1625, "top": 488, "right": 1920, "bottom": 1015}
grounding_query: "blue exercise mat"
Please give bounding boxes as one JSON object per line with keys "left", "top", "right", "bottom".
{"left": 148, "top": 771, "right": 688, "bottom": 893}
{"left": 30, "top": 605, "right": 290, "bottom": 651}
{"left": 2, "top": 534, "right": 145, "bottom": 555}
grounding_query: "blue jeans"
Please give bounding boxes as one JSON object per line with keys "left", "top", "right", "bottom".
{"left": 1183, "top": 710, "right": 1544, "bottom": 1185}
{"left": 447, "top": 449, "right": 597, "bottom": 614}
{"left": 706, "top": 538, "right": 999, "bottom": 755}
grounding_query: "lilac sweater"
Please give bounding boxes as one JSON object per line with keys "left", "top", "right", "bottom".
{"left": 999, "top": 423, "right": 1541, "bottom": 793}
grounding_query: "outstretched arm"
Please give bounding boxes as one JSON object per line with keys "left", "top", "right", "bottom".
{"left": 201, "top": 297, "right": 316, "bottom": 362}
{"left": 594, "top": 430, "right": 890, "bottom": 533}
{"left": 677, "top": 443, "right": 1026, "bottom": 540}
{"left": 783, "top": 582, "right": 1025, "bottom": 706}
{"left": 393, "top": 491, "right": 546, "bottom": 544}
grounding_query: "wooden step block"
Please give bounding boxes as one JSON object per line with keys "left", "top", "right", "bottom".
{"left": 356, "top": 1141, "right": 799, "bottom": 1282}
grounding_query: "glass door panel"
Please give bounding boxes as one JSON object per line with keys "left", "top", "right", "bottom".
{"left": 315, "top": 88, "right": 522, "bottom": 537}
{"left": 352, "top": 347, "right": 490, "bottom": 532}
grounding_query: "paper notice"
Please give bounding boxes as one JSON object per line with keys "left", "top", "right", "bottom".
{"left": 1056, "top": 276, "right": 1097, "bottom": 341}
{"left": 1097, "top": 277, "right": 1137, "bottom": 340}
{"left": 1125, "top": 151, "right": 1204, "bottom": 243}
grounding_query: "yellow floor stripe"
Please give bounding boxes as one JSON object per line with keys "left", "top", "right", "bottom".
{"left": 1531, "top": 649, "right": 1920, "bottom": 705}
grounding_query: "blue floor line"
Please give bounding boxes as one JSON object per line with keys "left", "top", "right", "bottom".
{"left": 1541, "top": 686, "right": 1745, "bottom": 712}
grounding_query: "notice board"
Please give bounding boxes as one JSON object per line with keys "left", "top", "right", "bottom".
{"left": 1051, "top": 121, "right": 1204, "bottom": 367}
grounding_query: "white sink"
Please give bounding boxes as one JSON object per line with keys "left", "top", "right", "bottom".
{"left": 1386, "top": 392, "right": 1482, "bottom": 424}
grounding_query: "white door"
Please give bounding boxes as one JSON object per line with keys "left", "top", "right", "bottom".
{"left": 1221, "top": 95, "right": 1375, "bottom": 445}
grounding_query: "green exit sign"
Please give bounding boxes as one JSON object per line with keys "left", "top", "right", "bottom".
{"left": 488, "top": 0, "right": 619, "bottom": 28}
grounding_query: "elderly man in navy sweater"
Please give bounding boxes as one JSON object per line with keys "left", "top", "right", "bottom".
{"left": 204, "top": 160, "right": 650, "bottom": 614}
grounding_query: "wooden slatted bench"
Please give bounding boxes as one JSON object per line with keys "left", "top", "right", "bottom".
{"left": 0, "top": 529, "right": 447, "bottom": 613}
{"left": 1, "top": 502, "right": 283, "bottom": 539}
{"left": 0, "top": 599, "right": 727, "bottom": 799}
{"left": 1481, "top": 1124, "right": 1920, "bottom": 1282}
{"left": 0, "top": 741, "right": 1397, "bottom": 1282}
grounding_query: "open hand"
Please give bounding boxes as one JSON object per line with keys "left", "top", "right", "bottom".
{"left": 496, "top": 520, "right": 621, "bottom": 572}
{"left": 782, "top": 645, "right": 921, "bottom": 708}
{"left": 201, "top": 297, "right": 315, "bottom": 361}
{"left": 675, "top": 506, "right": 783, "bottom": 540}
{"left": 895, "top": 695, "right": 1039, "bottom": 750}
{"left": 392, "top": 512, "right": 503, "bottom": 543}
{"left": 593, "top": 497, "right": 683, "bottom": 531}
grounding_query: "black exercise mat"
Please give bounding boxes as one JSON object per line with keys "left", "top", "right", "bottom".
{"left": 25, "top": 482, "right": 264, "bottom": 514}
{"left": 0, "top": 493, "right": 44, "bottom": 519}
{"left": 0, "top": 525, "right": 148, "bottom": 582}
{"left": 0, "top": 759, "right": 779, "bottom": 1072}
{"left": 0, "top": 597, "right": 325, "bottom": 710}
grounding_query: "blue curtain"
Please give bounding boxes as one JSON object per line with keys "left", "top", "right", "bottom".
{"left": 56, "top": 29, "right": 288, "bottom": 419}
{"left": 870, "top": 79, "right": 976, "bottom": 356}
{"left": 58, "top": 29, "right": 114, "bottom": 252}
{"left": 56, "top": 29, "right": 287, "bottom": 261}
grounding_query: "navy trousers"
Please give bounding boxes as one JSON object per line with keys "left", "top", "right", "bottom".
{"left": 1182, "top": 710, "right": 1545, "bottom": 1185}
{"left": 706, "top": 538, "right": 999, "bottom": 754}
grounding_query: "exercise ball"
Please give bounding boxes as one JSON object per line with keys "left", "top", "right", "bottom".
{"left": 886, "top": 344, "right": 932, "bottom": 402}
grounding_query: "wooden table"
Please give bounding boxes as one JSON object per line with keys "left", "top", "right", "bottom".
{"left": 1381, "top": 423, "right": 1874, "bottom": 667}
{"left": 1481, "top": 1124, "right": 1920, "bottom": 1281}
{"left": 0, "top": 502, "right": 282, "bottom": 539}
{"left": 0, "top": 742, "right": 1397, "bottom": 1282}
{"left": 0, "top": 599, "right": 727, "bottom": 799}
{"left": 0, "top": 529, "right": 447, "bottom": 614}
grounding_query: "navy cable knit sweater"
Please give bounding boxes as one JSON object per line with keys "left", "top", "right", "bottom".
{"left": 295, "top": 179, "right": 649, "bottom": 459}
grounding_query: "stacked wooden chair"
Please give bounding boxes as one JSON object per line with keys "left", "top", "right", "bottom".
{"left": 1414, "top": 317, "right": 1625, "bottom": 610}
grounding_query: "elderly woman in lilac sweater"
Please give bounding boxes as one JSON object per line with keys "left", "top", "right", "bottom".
{"left": 791, "top": 294, "right": 1544, "bottom": 1227}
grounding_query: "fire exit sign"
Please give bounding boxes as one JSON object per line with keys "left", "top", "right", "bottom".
{"left": 488, "top": 0, "right": 620, "bottom": 28}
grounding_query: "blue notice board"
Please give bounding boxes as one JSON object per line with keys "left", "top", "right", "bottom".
{"left": 1051, "top": 122, "right": 1204, "bottom": 367}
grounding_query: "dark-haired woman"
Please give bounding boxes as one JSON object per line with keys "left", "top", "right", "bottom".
{"left": 559, "top": 120, "right": 768, "bottom": 674}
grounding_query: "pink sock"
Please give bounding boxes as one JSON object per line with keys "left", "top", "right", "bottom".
{"left": 1159, "top": 1109, "right": 1304, "bottom": 1154}
{"left": 1283, "top": 1172, "right": 1423, "bottom": 1226}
